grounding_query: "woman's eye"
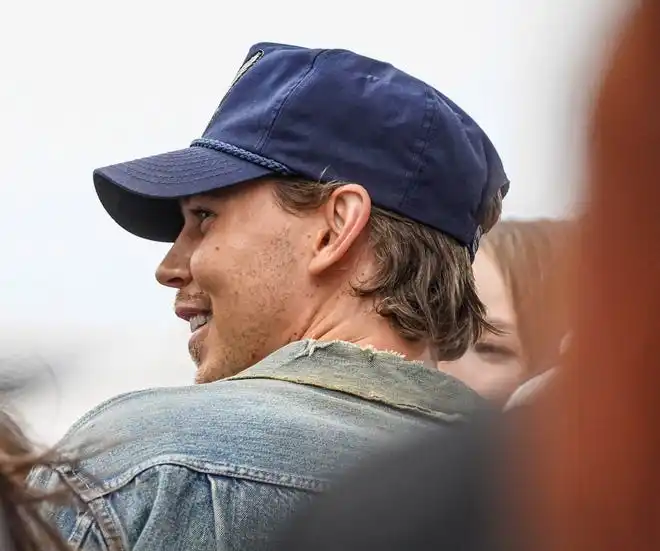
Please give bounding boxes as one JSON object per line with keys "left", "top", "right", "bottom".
{"left": 474, "top": 342, "right": 518, "bottom": 361}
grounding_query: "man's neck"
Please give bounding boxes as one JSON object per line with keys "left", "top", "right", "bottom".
{"left": 298, "top": 296, "right": 432, "bottom": 362}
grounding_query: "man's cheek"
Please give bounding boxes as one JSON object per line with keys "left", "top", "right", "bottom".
{"left": 189, "top": 248, "right": 219, "bottom": 291}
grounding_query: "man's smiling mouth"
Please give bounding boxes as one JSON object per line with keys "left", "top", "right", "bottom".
{"left": 189, "top": 313, "right": 212, "bottom": 333}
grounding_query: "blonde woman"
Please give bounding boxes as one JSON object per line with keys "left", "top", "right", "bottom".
{"left": 439, "top": 219, "right": 572, "bottom": 404}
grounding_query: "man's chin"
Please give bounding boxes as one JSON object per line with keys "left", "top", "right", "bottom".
{"left": 194, "top": 362, "right": 215, "bottom": 384}
{"left": 194, "top": 354, "right": 235, "bottom": 384}
{"left": 193, "top": 352, "right": 252, "bottom": 384}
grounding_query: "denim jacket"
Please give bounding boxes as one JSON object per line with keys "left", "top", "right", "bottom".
{"left": 29, "top": 340, "right": 483, "bottom": 550}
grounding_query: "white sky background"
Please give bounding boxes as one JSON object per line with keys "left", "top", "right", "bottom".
{"left": 0, "top": 0, "right": 629, "bottom": 445}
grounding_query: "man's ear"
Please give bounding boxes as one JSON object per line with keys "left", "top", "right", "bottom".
{"left": 308, "top": 184, "right": 372, "bottom": 276}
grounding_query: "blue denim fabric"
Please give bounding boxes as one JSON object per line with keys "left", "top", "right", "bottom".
{"left": 29, "top": 340, "right": 483, "bottom": 550}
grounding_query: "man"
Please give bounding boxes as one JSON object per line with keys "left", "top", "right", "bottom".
{"left": 31, "top": 42, "right": 509, "bottom": 549}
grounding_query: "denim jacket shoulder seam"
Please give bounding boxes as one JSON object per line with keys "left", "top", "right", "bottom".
{"left": 57, "top": 457, "right": 329, "bottom": 502}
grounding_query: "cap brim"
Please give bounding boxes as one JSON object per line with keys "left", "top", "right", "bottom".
{"left": 94, "top": 146, "right": 275, "bottom": 242}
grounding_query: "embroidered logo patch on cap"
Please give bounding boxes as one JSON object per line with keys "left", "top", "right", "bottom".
{"left": 229, "top": 49, "right": 264, "bottom": 88}
{"left": 206, "top": 49, "right": 265, "bottom": 131}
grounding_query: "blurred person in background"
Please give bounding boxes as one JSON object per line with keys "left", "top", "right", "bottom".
{"left": 30, "top": 43, "right": 509, "bottom": 549}
{"left": 0, "top": 369, "right": 75, "bottom": 550}
{"left": 0, "top": 409, "right": 69, "bottom": 551}
{"left": 439, "top": 219, "right": 572, "bottom": 404}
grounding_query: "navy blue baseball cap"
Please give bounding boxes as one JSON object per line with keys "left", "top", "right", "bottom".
{"left": 94, "top": 42, "right": 509, "bottom": 258}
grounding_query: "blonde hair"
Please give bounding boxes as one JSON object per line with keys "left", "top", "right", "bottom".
{"left": 480, "top": 219, "right": 573, "bottom": 376}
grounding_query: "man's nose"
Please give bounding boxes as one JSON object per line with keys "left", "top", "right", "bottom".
{"left": 156, "top": 240, "right": 193, "bottom": 289}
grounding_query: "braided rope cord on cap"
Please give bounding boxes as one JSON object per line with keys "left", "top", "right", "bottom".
{"left": 191, "top": 138, "right": 295, "bottom": 175}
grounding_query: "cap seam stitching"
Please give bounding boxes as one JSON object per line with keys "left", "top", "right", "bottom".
{"left": 399, "top": 84, "right": 437, "bottom": 210}
{"left": 257, "top": 49, "right": 330, "bottom": 152}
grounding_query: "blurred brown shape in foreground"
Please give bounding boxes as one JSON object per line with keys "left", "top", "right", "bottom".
{"left": 539, "top": 1, "right": 660, "bottom": 549}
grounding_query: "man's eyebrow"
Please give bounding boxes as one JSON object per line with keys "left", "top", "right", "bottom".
{"left": 181, "top": 188, "right": 233, "bottom": 207}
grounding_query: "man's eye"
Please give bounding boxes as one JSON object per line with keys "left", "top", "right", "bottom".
{"left": 190, "top": 208, "right": 215, "bottom": 227}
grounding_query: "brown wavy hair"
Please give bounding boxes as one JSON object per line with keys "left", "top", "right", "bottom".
{"left": 0, "top": 409, "right": 69, "bottom": 550}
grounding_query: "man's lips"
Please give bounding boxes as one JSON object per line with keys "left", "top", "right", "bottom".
{"left": 175, "top": 304, "right": 213, "bottom": 333}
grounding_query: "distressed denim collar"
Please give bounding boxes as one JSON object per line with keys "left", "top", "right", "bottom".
{"left": 227, "top": 339, "right": 483, "bottom": 422}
